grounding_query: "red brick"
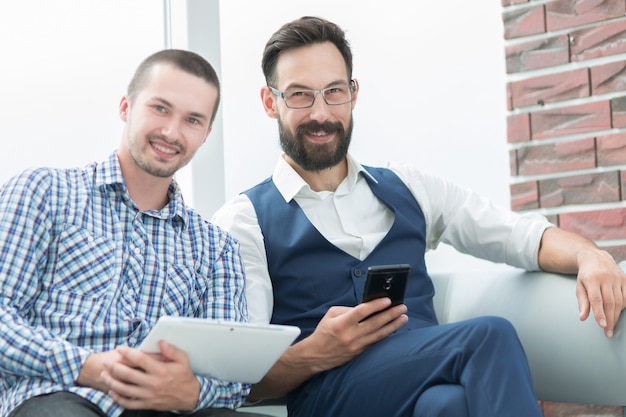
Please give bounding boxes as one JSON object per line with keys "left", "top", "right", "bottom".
{"left": 502, "top": 0, "right": 528, "bottom": 6}
{"left": 509, "top": 68, "right": 589, "bottom": 108}
{"left": 531, "top": 101, "right": 611, "bottom": 140}
{"left": 560, "top": 207, "right": 626, "bottom": 240}
{"left": 603, "top": 244, "right": 626, "bottom": 263}
{"left": 591, "top": 60, "right": 626, "bottom": 95}
{"left": 503, "top": 5, "right": 546, "bottom": 39}
{"left": 517, "top": 138, "right": 596, "bottom": 175}
{"left": 510, "top": 181, "right": 539, "bottom": 210}
{"left": 546, "top": 0, "right": 626, "bottom": 32}
{"left": 508, "top": 113, "right": 531, "bottom": 143}
{"left": 539, "top": 172, "right": 620, "bottom": 207}
{"left": 571, "top": 20, "right": 626, "bottom": 62}
{"left": 597, "top": 132, "right": 626, "bottom": 166}
{"left": 506, "top": 35, "right": 570, "bottom": 74}
{"left": 541, "top": 401, "right": 623, "bottom": 416}
{"left": 612, "top": 96, "right": 626, "bottom": 127}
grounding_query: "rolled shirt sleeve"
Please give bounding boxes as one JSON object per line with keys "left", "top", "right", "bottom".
{"left": 389, "top": 161, "right": 554, "bottom": 271}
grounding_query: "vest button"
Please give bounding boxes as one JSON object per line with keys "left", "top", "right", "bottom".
{"left": 354, "top": 269, "right": 362, "bottom": 277}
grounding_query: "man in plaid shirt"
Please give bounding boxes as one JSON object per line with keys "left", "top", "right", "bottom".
{"left": 0, "top": 50, "right": 267, "bottom": 417}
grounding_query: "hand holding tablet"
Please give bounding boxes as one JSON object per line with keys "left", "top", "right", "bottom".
{"left": 139, "top": 316, "right": 300, "bottom": 383}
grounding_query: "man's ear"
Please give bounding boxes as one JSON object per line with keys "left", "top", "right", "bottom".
{"left": 119, "top": 96, "right": 130, "bottom": 122}
{"left": 350, "top": 79, "right": 359, "bottom": 111}
{"left": 260, "top": 86, "right": 279, "bottom": 119}
{"left": 202, "top": 126, "right": 213, "bottom": 145}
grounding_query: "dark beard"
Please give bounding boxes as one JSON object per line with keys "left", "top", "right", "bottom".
{"left": 278, "top": 118, "right": 353, "bottom": 172}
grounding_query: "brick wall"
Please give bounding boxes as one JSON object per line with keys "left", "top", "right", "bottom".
{"left": 502, "top": 0, "right": 626, "bottom": 415}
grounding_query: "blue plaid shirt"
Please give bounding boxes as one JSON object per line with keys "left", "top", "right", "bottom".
{"left": 0, "top": 152, "right": 250, "bottom": 416}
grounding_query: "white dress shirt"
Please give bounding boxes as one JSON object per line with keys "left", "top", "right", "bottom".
{"left": 212, "top": 154, "right": 553, "bottom": 324}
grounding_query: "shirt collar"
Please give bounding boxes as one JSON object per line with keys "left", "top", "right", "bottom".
{"left": 272, "top": 153, "right": 378, "bottom": 202}
{"left": 95, "top": 151, "right": 187, "bottom": 224}
{"left": 95, "top": 151, "right": 126, "bottom": 188}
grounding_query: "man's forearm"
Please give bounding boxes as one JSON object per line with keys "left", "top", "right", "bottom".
{"left": 537, "top": 227, "right": 606, "bottom": 274}
{"left": 248, "top": 341, "right": 322, "bottom": 401}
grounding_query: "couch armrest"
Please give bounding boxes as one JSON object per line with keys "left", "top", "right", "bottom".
{"left": 431, "top": 265, "right": 626, "bottom": 406}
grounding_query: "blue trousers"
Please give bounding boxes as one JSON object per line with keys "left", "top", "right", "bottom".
{"left": 287, "top": 316, "right": 542, "bottom": 417}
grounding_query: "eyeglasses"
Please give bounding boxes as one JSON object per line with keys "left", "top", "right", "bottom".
{"left": 269, "top": 80, "right": 356, "bottom": 109}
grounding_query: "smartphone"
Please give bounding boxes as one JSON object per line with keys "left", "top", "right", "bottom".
{"left": 361, "top": 264, "right": 411, "bottom": 306}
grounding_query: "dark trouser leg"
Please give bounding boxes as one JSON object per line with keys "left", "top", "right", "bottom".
{"left": 9, "top": 392, "right": 106, "bottom": 417}
{"left": 413, "top": 385, "right": 469, "bottom": 417}
{"left": 9, "top": 392, "right": 273, "bottom": 417}
{"left": 288, "top": 316, "right": 542, "bottom": 417}
{"left": 121, "top": 408, "right": 274, "bottom": 417}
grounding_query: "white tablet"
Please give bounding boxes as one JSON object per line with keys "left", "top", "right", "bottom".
{"left": 138, "top": 316, "right": 301, "bottom": 383}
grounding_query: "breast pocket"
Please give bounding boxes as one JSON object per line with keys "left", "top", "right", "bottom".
{"left": 162, "top": 264, "right": 203, "bottom": 316}
{"left": 50, "top": 225, "right": 116, "bottom": 299}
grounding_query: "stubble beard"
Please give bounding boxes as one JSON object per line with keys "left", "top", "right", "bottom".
{"left": 129, "top": 133, "right": 187, "bottom": 179}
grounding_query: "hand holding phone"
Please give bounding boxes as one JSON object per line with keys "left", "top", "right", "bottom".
{"left": 361, "top": 264, "right": 411, "bottom": 307}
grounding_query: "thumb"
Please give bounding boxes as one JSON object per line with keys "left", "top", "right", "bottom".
{"left": 158, "top": 339, "right": 189, "bottom": 365}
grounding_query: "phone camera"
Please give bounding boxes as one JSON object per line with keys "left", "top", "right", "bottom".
{"left": 383, "top": 275, "right": 393, "bottom": 290}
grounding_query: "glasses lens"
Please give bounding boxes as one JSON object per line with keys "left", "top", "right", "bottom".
{"left": 283, "top": 84, "right": 352, "bottom": 108}
{"left": 284, "top": 90, "right": 315, "bottom": 108}
{"left": 323, "top": 85, "right": 352, "bottom": 105}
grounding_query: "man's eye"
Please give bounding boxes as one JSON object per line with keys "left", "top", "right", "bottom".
{"left": 188, "top": 117, "right": 199, "bottom": 125}
{"left": 289, "top": 90, "right": 311, "bottom": 98}
{"left": 326, "top": 87, "right": 343, "bottom": 95}
{"left": 155, "top": 105, "right": 167, "bottom": 113}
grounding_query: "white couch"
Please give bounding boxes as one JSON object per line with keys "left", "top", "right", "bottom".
{"left": 239, "top": 264, "right": 626, "bottom": 416}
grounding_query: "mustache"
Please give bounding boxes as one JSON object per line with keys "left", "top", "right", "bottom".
{"left": 296, "top": 121, "right": 344, "bottom": 137}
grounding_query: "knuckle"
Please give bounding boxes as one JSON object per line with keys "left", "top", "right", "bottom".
{"left": 338, "top": 333, "right": 356, "bottom": 347}
{"left": 603, "top": 298, "right": 616, "bottom": 308}
{"left": 588, "top": 293, "right": 603, "bottom": 304}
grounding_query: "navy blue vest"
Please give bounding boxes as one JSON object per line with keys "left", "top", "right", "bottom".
{"left": 244, "top": 166, "right": 437, "bottom": 340}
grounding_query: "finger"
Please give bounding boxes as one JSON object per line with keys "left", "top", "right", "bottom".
{"left": 585, "top": 282, "right": 608, "bottom": 331}
{"left": 361, "top": 303, "right": 407, "bottom": 325}
{"left": 325, "top": 305, "right": 354, "bottom": 318}
{"left": 358, "top": 303, "right": 408, "bottom": 336}
{"left": 618, "top": 283, "right": 626, "bottom": 331}
{"left": 601, "top": 285, "right": 617, "bottom": 338}
{"left": 354, "top": 297, "right": 392, "bottom": 321}
{"left": 106, "top": 386, "right": 150, "bottom": 410}
{"left": 115, "top": 345, "right": 138, "bottom": 364}
{"left": 117, "top": 345, "right": 165, "bottom": 368}
{"left": 101, "top": 369, "right": 148, "bottom": 401}
{"left": 113, "top": 346, "right": 160, "bottom": 384}
{"left": 360, "top": 312, "right": 408, "bottom": 345}
{"left": 157, "top": 340, "right": 190, "bottom": 367}
{"left": 576, "top": 280, "right": 591, "bottom": 321}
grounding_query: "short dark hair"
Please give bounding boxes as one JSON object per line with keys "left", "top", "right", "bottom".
{"left": 261, "top": 16, "right": 353, "bottom": 86}
{"left": 127, "top": 49, "right": 221, "bottom": 125}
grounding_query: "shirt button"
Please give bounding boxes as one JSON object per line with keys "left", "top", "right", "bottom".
{"left": 354, "top": 269, "right": 362, "bottom": 277}
{"left": 134, "top": 247, "right": 141, "bottom": 255}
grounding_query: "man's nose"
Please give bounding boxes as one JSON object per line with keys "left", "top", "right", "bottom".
{"left": 308, "top": 92, "right": 331, "bottom": 121}
{"left": 161, "top": 118, "right": 182, "bottom": 138}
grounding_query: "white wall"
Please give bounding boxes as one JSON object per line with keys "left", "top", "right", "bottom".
{"left": 0, "top": 1, "right": 168, "bottom": 182}
{"left": 2, "top": 1, "right": 514, "bottom": 273}
{"left": 215, "top": 1, "right": 515, "bottom": 272}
